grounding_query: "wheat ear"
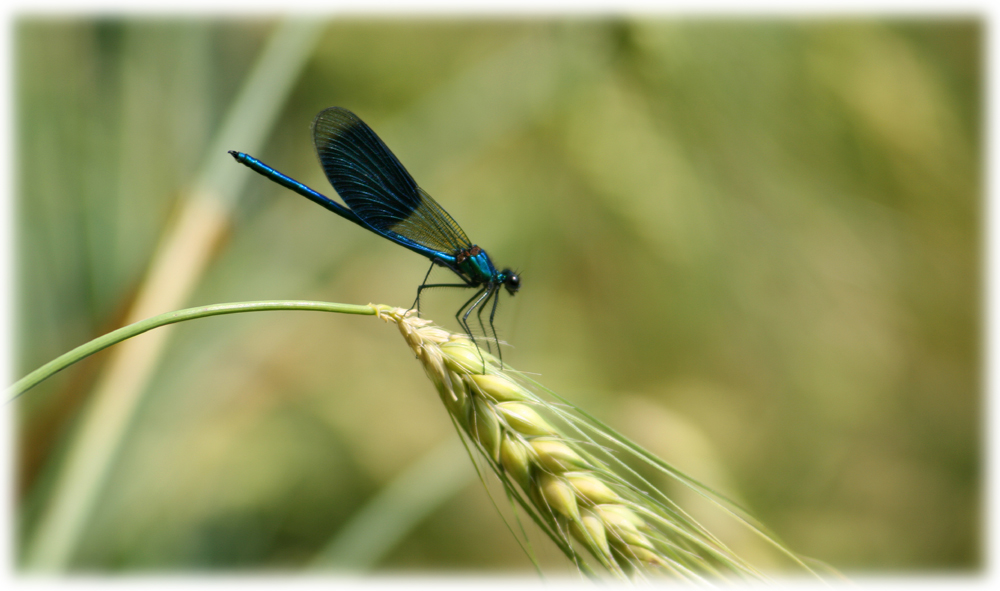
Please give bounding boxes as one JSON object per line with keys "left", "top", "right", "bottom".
{"left": 372, "top": 304, "right": 775, "bottom": 581}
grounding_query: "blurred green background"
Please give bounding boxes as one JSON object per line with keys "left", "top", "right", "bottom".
{"left": 13, "top": 18, "right": 980, "bottom": 573}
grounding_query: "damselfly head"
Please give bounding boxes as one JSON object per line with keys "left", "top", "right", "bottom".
{"left": 502, "top": 269, "right": 521, "bottom": 295}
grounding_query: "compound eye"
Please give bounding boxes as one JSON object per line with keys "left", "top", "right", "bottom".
{"left": 503, "top": 271, "right": 521, "bottom": 294}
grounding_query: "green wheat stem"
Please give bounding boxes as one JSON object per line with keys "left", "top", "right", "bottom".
{"left": 6, "top": 301, "right": 374, "bottom": 403}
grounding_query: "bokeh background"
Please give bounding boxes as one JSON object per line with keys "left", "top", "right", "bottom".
{"left": 13, "top": 18, "right": 980, "bottom": 573}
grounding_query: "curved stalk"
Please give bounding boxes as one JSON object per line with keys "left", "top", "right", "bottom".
{"left": 7, "top": 300, "right": 374, "bottom": 402}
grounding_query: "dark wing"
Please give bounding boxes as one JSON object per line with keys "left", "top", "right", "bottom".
{"left": 312, "top": 107, "right": 471, "bottom": 258}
